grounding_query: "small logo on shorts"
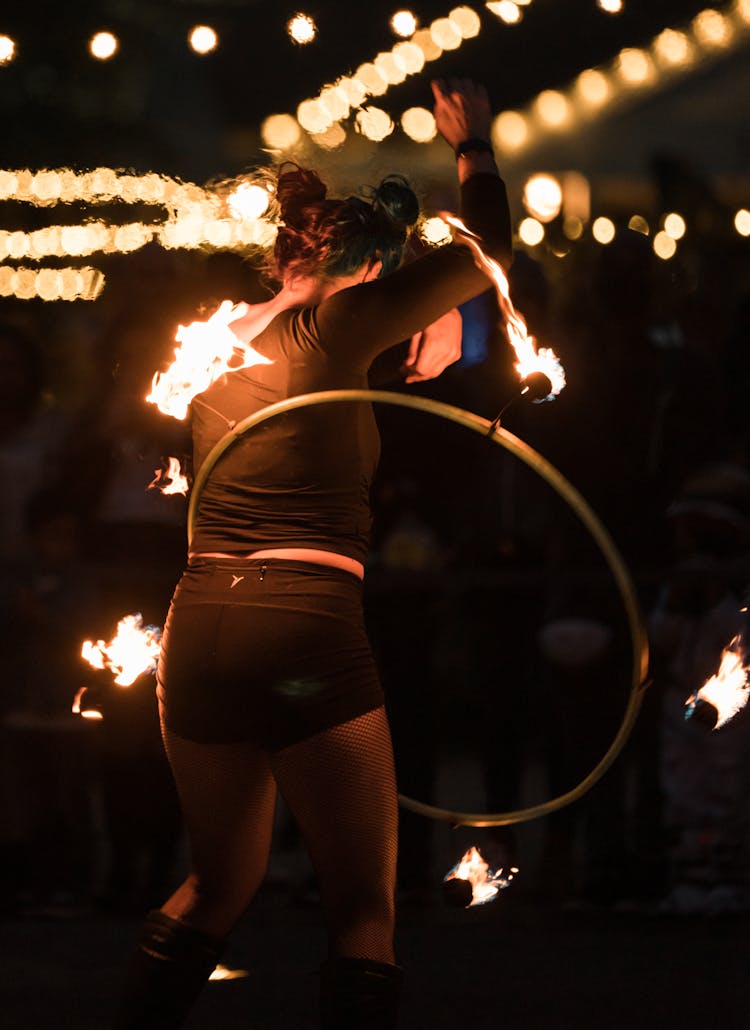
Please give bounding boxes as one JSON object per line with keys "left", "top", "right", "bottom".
{"left": 230, "top": 575, "right": 244, "bottom": 589}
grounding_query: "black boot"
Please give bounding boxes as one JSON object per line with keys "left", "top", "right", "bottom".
{"left": 320, "top": 957, "right": 403, "bottom": 1029}
{"left": 113, "top": 909, "right": 223, "bottom": 1029}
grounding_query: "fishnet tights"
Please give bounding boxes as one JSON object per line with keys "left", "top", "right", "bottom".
{"left": 160, "top": 705, "right": 397, "bottom": 964}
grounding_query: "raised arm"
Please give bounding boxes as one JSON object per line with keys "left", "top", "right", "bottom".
{"left": 301, "top": 80, "right": 512, "bottom": 374}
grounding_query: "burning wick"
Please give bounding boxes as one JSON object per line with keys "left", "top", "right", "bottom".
{"left": 685, "top": 636, "right": 750, "bottom": 730}
{"left": 444, "top": 215, "right": 565, "bottom": 429}
{"left": 443, "top": 846, "right": 518, "bottom": 908}
{"left": 81, "top": 613, "right": 162, "bottom": 688}
{"left": 149, "top": 456, "right": 190, "bottom": 496}
{"left": 208, "top": 964, "right": 250, "bottom": 982}
{"left": 147, "top": 300, "right": 272, "bottom": 421}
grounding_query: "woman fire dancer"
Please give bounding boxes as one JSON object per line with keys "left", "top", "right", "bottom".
{"left": 115, "top": 79, "right": 512, "bottom": 1029}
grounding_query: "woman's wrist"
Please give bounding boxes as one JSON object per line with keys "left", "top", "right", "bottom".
{"left": 456, "top": 149, "right": 498, "bottom": 184}
{"left": 454, "top": 137, "right": 494, "bottom": 157}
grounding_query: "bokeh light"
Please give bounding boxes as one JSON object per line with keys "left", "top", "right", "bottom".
{"left": 228, "top": 184, "right": 270, "bottom": 221}
{"left": 692, "top": 8, "right": 732, "bottom": 47}
{"left": 311, "top": 123, "right": 347, "bottom": 150}
{"left": 374, "top": 51, "right": 407, "bottom": 85}
{"left": 288, "top": 13, "right": 317, "bottom": 45}
{"left": 576, "top": 68, "right": 610, "bottom": 107}
{"left": 616, "top": 48, "right": 654, "bottom": 85}
{"left": 401, "top": 107, "right": 437, "bottom": 142}
{"left": 392, "top": 41, "right": 425, "bottom": 74}
{"left": 523, "top": 174, "right": 563, "bottom": 223}
{"left": 535, "top": 91, "right": 570, "bottom": 128}
{"left": 492, "top": 110, "right": 528, "bottom": 151}
{"left": 355, "top": 107, "right": 395, "bottom": 141}
{"left": 411, "top": 27, "right": 442, "bottom": 62}
{"left": 653, "top": 29, "right": 693, "bottom": 66}
{"left": 518, "top": 218, "right": 545, "bottom": 246}
{"left": 391, "top": 10, "right": 418, "bottom": 37}
{"left": 597, "top": 0, "right": 623, "bottom": 13}
{"left": 653, "top": 231, "right": 677, "bottom": 259}
{"left": 430, "top": 17, "right": 462, "bottom": 50}
{"left": 296, "top": 99, "right": 331, "bottom": 134}
{"left": 0, "top": 35, "right": 16, "bottom": 64}
{"left": 354, "top": 62, "right": 389, "bottom": 96}
{"left": 89, "top": 32, "right": 119, "bottom": 61}
{"left": 189, "top": 25, "right": 219, "bottom": 55}
{"left": 261, "top": 114, "right": 302, "bottom": 149}
{"left": 664, "top": 212, "right": 686, "bottom": 240}
{"left": 736, "top": 0, "right": 750, "bottom": 25}
{"left": 735, "top": 209, "right": 750, "bottom": 236}
{"left": 628, "top": 214, "right": 650, "bottom": 235}
{"left": 486, "top": 2, "right": 523, "bottom": 25}
{"left": 319, "top": 84, "right": 350, "bottom": 122}
{"left": 563, "top": 216, "right": 584, "bottom": 240}
{"left": 592, "top": 217, "right": 616, "bottom": 244}
{"left": 449, "top": 6, "right": 482, "bottom": 38}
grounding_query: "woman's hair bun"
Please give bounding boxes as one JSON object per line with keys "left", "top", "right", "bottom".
{"left": 371, "top": 175, "right": 420, "bottom": 231}
{"left": 276, "top": 163, "right": 328, "bottom": 229}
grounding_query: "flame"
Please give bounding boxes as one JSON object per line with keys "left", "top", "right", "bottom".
{"left": 71, "top": 686, "right": 103, "bottom": 720}
{"left": 81, "top": 613, "right": 162, "bottom": 688}
{"left": 209, "top": 964, "right": 250, "bottom": 981}
{"left": 446, "top": 215, "right": 566, "bottom": 397}
{"left": 149, "top": 456, "right": 189, "bottom": 496}
{"left": 147, "top": 300, "right": 273, "bottom": 420}
{"left": 444, "top": 846, "right": 518, "bottom": 907}
{"left": 685, "top": 637, "right": 750, "bottom": 729}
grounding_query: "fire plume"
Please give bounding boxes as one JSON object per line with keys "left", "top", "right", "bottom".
{"left": 81, "top": 613, "right": 162, "bottom": 688}
{"left": 685, "top": 637, "right": 750, "bottom": 729}
{"left": 147, "top": 300, "right": 272, "bottom": 420}
{"left": 444, "top": 846, "right": 518, "bottom": 907}
{"left": 446, "top": 215, "right": 566, "bottom": 397}
{"left": 149, "top": 456, "right": 189, "bottom": 496}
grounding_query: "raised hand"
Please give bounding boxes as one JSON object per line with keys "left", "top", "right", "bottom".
{"left": 431, "top": 79, "right": 492, "bottom": 151}
{"left": 402, "top": 307, "right": 463, "bottom": 383}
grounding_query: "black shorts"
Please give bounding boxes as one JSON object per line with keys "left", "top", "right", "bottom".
{"left": 156, "top": 558, "right": 384, "bottom": 749}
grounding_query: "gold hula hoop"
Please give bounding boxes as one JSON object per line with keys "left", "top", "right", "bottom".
{"left": 187, "top": 390, "right": 650, "bottom": 828}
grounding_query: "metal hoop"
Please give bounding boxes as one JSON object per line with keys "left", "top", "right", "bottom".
{"left": 187, "top": 390, "right": 650, "bottom": 827}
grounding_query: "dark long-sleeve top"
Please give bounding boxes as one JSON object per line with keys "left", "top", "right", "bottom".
{"left": 191, "top": 172, "right": 512, "bottom": 562}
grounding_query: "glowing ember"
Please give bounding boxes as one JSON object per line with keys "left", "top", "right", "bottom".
{"left": 444, "top": 846, "right": 518, "bottom": 907}
{"left": 446, "top": 215, "right": 565, "bottom": 397}
{"left": 147, "top": 300, "right": 272, "bottom": 421}
{"left": 685, "top": 637, "right": 750, "bottom": 729}
{"left": 81, "top": 614, "right": 162, "bottom": 688}
{"left": 149, "top": 457, "right": 189, "bottom": 496}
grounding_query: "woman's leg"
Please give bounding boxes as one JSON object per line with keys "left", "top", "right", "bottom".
{"left": 113, "top": 714, "right": 278, "bottom": 1029}
{"left": 271, "top": 706, "right": 398, "bottom": 962}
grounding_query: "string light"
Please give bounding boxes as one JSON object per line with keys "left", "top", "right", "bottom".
{"left": 598, "top": 0, "right": 624, "bottom": 13}
{"left": 189, "top": 25, "right": 219, "bottom": 55}
{"left": 449, "top": 6, "right": 482, "bottom": 38}
{"left": 392, "top": 41, "right": 425, "bottom": 74}
{"left": 89, "top": 31, "right": 119, "bottom": 61}
{"left": 374, "top": 51, "right": 408, "bottom": 85}
{"left": 518, "top": 218, "right": 545, "bottom": 246}
{"left": 535, "top": 90, "right": 570, "bottom": 128}
{"left": 401, "top": 107, "right": 437, "bottom": 142}
{"left": 733, "top": 209, "right": 750, "bottom": 236}
{"left": 663, "top": 212, "right": 686, "bottom": 240}
{"left": 355, "top": 107, "right": 394, "bottom": 141}
{"left": 592, "top": 216, "right": 616, "bottom": 244}
{"left": 429, "top": 17, "right": 463, "bottom": 49}
{"left": 261, "top": 114, "right": 302, "bottom": 149}
{"left": 411, "top": 27, "right": 443, "bottom": 61}
{"left": 310, "top": 122, "right": 347, "bottom": 150}
{"left": 563, "top": 216, "right": 584, "bottom": 240}
{"left": 492, "top": 110, "right": 528, "bottom": 150}
{"left": 653, "top": 29, "right": 693, "bottom": 67}
{"left": 653, "top": 230, "right": 677, "bottom": 259}
{"left": 288, "top": 13, "right": 317, "bottom": 45}
{"left": 391, "top": 10, "right": 418, "bottom": 37}
{"left": 628, "top": 214, "right": 650, "bottom": 235}
{"left": 522, "top": 174, "right": 563, "bottom": 222}
{"left": 575, "top": 68, "right": 611, "bottom": 108}
{"left": 0, "top": 265, "right": 104, "bottom": 301}
{"left": 616, "top": 48, "right": 655, "bottom": 85}
{"left": 486, "top": 2, "right": 523, "bottom": 25}
{"left": 0, "top": 34, "right": 16, "bottom": 64}
{"left": 736, "top": 0, "right": 750, "bottom": 25}
{"left": 692, "top": 8, "right": 733, "bottom": 47}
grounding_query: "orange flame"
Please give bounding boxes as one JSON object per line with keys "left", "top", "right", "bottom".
{"left": 149, "top": 456, "right": 189, "bottom": 496}
{"left": 445, "top": 215, "right": 566, "bottom": 396}
{"left": 444, "top": 846, "right": 518, "bottom": 907}
{"left": 209, "top": 964, "right": 250, "bottom": 982}
{"left": 81, "top": 613, "right": 162, "bottom": 688}
{"left": 686, "top": 637, "right": 750, "bottom": 729}
{"left": 147, "top": 300, "right": 272, "bottom": 420}
{"left": 71, "top": 686, "right": 104, "bottom": 719}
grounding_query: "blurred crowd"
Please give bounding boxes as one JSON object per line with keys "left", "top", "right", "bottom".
{"left": 1, "top": 163, "right": 749, "bottom": 920}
